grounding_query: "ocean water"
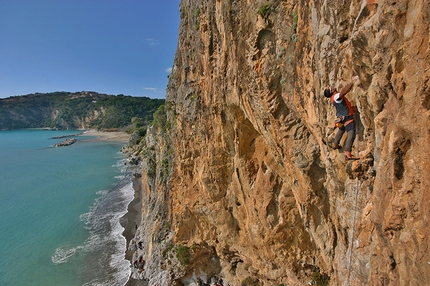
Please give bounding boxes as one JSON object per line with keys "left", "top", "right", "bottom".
{"left": 0, "top": 129, "right": 133, "bottom": 286}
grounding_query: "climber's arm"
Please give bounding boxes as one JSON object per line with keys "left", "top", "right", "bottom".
{"left": 339, "top": 76, "right": 359, "bottom": 99}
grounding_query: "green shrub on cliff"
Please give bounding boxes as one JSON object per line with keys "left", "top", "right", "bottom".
{"left": 292, "top": 7, "right": 298, "bottom": 33}
{"left": 161, "top": 241, "right": 191, "bottom": 267}
{"left": 291, "top": 7, "right": 299, "bottom": 42}
{"left": 151, "top": 101, "right": 176, "bottom": 132}
{"left": 241, "top": 277, "right": 261, "bottom": 286}
{"left": 311, "top": 271, "right": 330, "bottom": 286}
{"left": 174, "top": 244, "right": 191, "bottom": 266}
{"left": 258, "top": 3, "right": 271, "bottom": 19}
{"left": 151, "top": 104, "right": 167, "bottom": 131}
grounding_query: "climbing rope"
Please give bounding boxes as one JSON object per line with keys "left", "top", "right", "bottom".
{"left": 347, "top": 176, "right": 361, "bottom": 285}
{"left": 346, "top": 112, "right": 362, "bottom": 285}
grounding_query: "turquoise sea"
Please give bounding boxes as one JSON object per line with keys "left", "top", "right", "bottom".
{"left": 0, "top": 129, "right": 133, "bottom": 286}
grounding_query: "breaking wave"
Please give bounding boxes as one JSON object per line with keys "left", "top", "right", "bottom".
{"left": 51, "top": 172, "right": 134, "bottom": 286}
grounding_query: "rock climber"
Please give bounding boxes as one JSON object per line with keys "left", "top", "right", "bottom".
{"left": 324, "top": 75, "right": 359, "bottom": 160}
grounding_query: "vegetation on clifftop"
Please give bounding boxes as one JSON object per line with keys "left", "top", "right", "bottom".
{"left": 0, "top": 91, "right": 164, "bottom": 130}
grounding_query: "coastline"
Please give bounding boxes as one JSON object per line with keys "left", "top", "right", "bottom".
{"left": 120, "top": 175, "right": 147, "bottom": 286}
{"left": 80, "top": 128, "right": 143, "bottom": 284}
{"left": 81, "top": 130, "right": 143, "bottom": 285}
{"left": 81, "top": 128, "right": 145, "bottom": 285}
{"left": 80, "top": 129, "right": 130, "bottom": 143}
{"left": 120, "top": 176, "right": 142, "bottom": 260}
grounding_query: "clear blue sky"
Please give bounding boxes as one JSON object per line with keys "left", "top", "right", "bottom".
{"left": 0, "top": 0, "right": 180, "bottom": 99}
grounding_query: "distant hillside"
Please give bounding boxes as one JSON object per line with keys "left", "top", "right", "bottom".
{"left": 0, "top": 91, "right": 164, "bottom": 130}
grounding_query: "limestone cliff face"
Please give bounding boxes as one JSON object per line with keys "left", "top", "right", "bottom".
{"left": 130, "top": 0, "right": 430, "bottom": 285}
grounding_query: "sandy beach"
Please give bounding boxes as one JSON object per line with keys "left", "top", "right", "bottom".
{"left": 80, "top": 129, "right": 130, "bottom": 143}
{"left": 121, "top": 176, "right": 148, "bottom": 286}
{"left": 121, "top": 176, "right": 142, "bottom": 260}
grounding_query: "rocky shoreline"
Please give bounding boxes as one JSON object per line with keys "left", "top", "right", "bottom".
{"left": 80, "top": 129, "right": 145, "bottom": 285}
{"left": 52, "top": 128, "right": 145, "bottom": 285}
{"left": 48, "top": 129, "right": 130, "bottom": 147}
{"left": 53, "top": 138, "right": 77, "bottom": 147}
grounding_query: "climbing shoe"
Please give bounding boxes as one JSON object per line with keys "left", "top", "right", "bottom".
{"left": 333, "top": 144, "right": 342, "bottom": 150}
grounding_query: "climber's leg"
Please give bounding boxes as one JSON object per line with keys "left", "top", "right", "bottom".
{"left": 334, "top": 126, "right": 345, "bottom": 148}
{"left": 344, "top": 122, "right": 356, "bottom": 152}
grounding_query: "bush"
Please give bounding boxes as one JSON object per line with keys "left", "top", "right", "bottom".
{"left": 152, "top": 104, "right": 167, "bottom": 130}
{"left": 174, "top": 244, "right": 191, "bottom": 266}
{"left": 311, "top": 271, "right": 330, "bottom": 286}
{"left": 137, "top": 127, "right": 147, "bottom": 137}
{"left": 241, "top": 277, "right": 261, "bottom": 286}
{"left": 292, "top": 7, "right": 298, "bottom": 33}
{"left": 258, "top": 3, "right": 271, "bottom": 19}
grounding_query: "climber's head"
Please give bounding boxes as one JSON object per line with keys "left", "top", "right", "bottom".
{"left": 324, "top": 86, "right": 335, "bottom": 98}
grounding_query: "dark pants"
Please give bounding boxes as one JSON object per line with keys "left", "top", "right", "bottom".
{"left": 334, "top": 121, "right": 356, "bottom": 152}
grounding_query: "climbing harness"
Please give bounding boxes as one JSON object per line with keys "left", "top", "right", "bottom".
{"left": 334, "top": 116, "right": 354, "bottom": 128}
{"left": 334, "top": 118, "right": 343, "bottom": 128}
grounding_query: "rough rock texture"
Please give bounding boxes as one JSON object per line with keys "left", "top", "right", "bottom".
{"left": 129, "top": 0, "right": 429, "bottom": 285}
